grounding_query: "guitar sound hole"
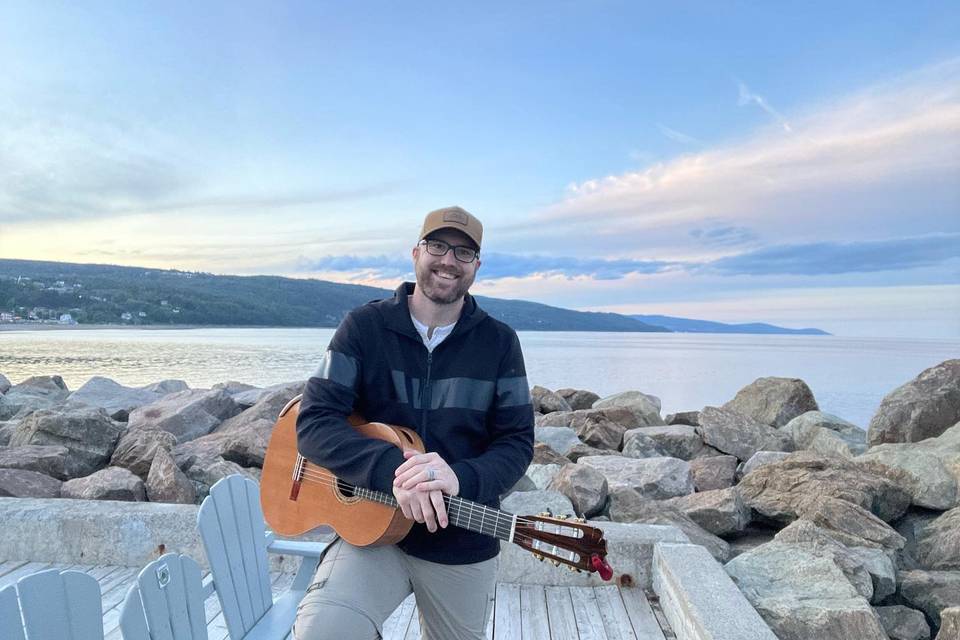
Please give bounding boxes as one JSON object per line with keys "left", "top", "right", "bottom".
{"left": 335, "top": 479, "right": 356, "bottom": 498}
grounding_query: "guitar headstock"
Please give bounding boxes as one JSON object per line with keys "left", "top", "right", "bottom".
{"left": 513, "top": 513, "right": 613, "bottom": 580}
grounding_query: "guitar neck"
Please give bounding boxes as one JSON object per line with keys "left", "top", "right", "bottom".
{"left": 350, "top": 486, "right": 516, "bottom": 542}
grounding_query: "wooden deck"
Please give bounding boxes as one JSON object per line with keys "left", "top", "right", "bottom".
{"left": 0, "top": 559, "right": 674, "bottom": 639}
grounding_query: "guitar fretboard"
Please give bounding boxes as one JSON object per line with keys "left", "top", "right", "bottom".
{"left": 350, "top": 485, "right": 516, "bottom": 542}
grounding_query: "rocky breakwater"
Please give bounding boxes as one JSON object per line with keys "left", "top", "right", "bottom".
{"left": 2, "top": 359, "right": 960, "bottom": 639}
{"left": 502, "top": 360, "right": 960, "bottom": 640}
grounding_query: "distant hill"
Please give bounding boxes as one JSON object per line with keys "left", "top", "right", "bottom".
{"left": 0, "top": 259, "right": 668, "bottom": 332}
{"left": 630, "top": 314, "right": 830, "bottom": 335}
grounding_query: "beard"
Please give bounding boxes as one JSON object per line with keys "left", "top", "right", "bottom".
{"left": 414, "top": 258, "right": 476, "bottom": 305}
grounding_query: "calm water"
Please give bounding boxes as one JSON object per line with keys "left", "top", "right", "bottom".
{"left": 1, "top": 328, "right": 956, "bottom": 428}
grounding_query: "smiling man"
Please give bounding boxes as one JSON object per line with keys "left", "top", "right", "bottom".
{"left": 293, "top": 206, "right": 535, "bottom": 640}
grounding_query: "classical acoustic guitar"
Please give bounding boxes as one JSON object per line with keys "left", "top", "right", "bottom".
{"left": 260, "top": 395, "right": 614, "bottom": 580}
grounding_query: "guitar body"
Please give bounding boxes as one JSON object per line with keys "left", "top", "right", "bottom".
{"left": 260, "top": 396, "right": 424, "bottom": 545}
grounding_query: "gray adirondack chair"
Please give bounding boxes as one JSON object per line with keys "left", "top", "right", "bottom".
{"left": 197, "top": 475, "right": 329, "bottom": 640}
{"left": 118, "top": 553, "right": 210, "bottom": 640}
{"left": 0, "top": 568, "right": 103, "bottom": 640}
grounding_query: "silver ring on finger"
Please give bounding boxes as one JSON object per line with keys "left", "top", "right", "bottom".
{"left": 426, "top": 468, "right": 436, "bottom": 482}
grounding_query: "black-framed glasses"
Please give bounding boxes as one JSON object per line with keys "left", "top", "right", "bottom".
{"left": 420, "top": 239, "right": 479, "bottom": 263}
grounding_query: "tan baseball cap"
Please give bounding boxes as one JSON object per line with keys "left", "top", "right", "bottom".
{"left": 419, "top": 206, "right": 483, "bottom": 250}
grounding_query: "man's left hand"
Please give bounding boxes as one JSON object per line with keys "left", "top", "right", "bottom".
{"left": 394, "top": 450, "right": 460, "bottom": 496}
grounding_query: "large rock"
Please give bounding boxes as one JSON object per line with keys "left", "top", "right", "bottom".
{"left": 0, "top": 468, "right": 62, "bottom": 497}
{"left": 128, "top": 389, "right": 241, "bottom": 443}
{"left": 0, "top": 420, "right": 16, "bottom": 445}
{"left": 525, "top": 463, "right": 562, "bottom": 490}
{"left": 569, "top": 412, "right": 627, "bottom": 451}
{"left": 799, "top": 497, "right": 906, "bottom": 552}
{"left": 697, "top": 406, "right": 793, "bottom": 461}
{"left": 11, "top": 407, "right": 124, "bottom": 478}
{"left": 578, "top": 455, "right": 694, "bottom": 499}
{"left": 556, "top": 388, "right": 600, "bottom": 411}
{"left": 592, "top": 391, "right": 665, "bottom": 426}
{"left": 626, "top": 425, "right": 715, "bottom": 461}
{"left": 532, "top": 442, "right": 570, "bottom": 466}
{"left": 110, "top": 429, "right": 179, "bottom": 479}
{"left": 0, "top": 444, "right": 70, "bottom": 480}
{"left": 662, "top": 487, "right": 752, "bottom": 536}
{"left": 531, "top": 386, "right": 573, "bottom": 414}
{"left": 722, "top": 376, "right": 819, "bottom": 427}
{"left": 868, "top": 360, "right": 960, "bottom": 445}
{"left": 737, "top": 451, "right": 912, "bottom": 525}
{"left": 0, "top": 373, "right": 11, "bottom": 394}
{"left": 738, "top": 451, "right": 792, "bottom": 479}
{"left": 898, "top": 570, "right": 960, "bottom": 634}
{"left": 859, "top": 444, "right": 959, "bottom": 510}
{"left": 773, "top": 520, "right": 877, "bottom": 601}
{"left": 916, "top": 507, "right": 960, "bottom": 570}
{"left": 181, "top": 456, "right": 257, "bottom": 501}
{"left": 140, "top": 379, "right": 190, "bottom": 395}
{"left": 666, "top": 410, "right": 701, "bottom": 426}
{"left": 231, "top": 381, "right": 302, "bottom": 408}
{"left": 608, "top": 488, "right": 729, "bottom": 561}
{"left": 784, "top": 411, "right": 867, "bottom": 458}
{"left": 547, "top": 463, "right": 608, "bottom": 517}
{"left": 146, "top": 446, "right": 196, "bottom": 504}
{"left": 874, "top": 605, "right": 931, "bottom": 640}
{"left": 534, "top": 426, "right": 581, "bottom": 457}
{"left": 689, "top": 455, "right": 738, "bottom": 491}
{"left": 895, "top": 507, "right": 944, "bottom": 571}
{"left": 65, "top": 376, "right": 163, "bottom": 421}
{"left": 0, "top": 375, "right": 70, "bottom": 419}
{"left": 215, "top": 386, "right": 296, "bottom": 434}
{"left": 847, "top": 546, "right": 898, "bottom": 603}
{"left": 937, "top": 607, "right": 960, "bottom": 640}
{"left": 500, "top": 489, "right": 576, "bottom": 518}
{"left": 566, "top": 443, "right": 618, "bottom": 462}
{"left": 725, "top": 542, "right": 889, "bottom": 640}
{"left": 61, "top": 466, "right": 146, "bottom": 501}
{"left": 620, "top": 429, "right": 666, "bottom": 459}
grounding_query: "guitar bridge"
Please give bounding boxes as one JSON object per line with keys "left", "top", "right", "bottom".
{"left": 290, "top": 454, "right": 305, "bottom": 501}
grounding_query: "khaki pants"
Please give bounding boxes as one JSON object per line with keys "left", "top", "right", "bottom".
{"left": 293, "top": 538, "right": 498, "bottom": 640}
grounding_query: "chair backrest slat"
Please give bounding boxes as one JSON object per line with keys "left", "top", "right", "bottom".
{"left": 120, "top": 553, "right": 209, "bottom": 640}
{"left": 119, "top": 585, "right": 151, "bottom": 640}
{"left": 237, "top": 475, "right": 273, "bottom": 612}
{"left": 17, "top": 569, "right": 103, "bottom": 640}
{"left": 199, "top": 480, "right": 252, "bottom": 638}
{"left": 0, "top": 585, "right": 27, "bottom": 640}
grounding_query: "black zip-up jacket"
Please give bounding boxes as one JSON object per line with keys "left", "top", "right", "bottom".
{"left": 296, "top": 282, "right": 535, "bottom": 564}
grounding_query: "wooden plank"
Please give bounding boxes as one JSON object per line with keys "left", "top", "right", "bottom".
{"left": 243, "top": 478, "right": 275, "bottom": 610}
{"left": 594, "top": 586, "right": 637, "bottom": 640}
{"left": 199, "top": 491, "right": 248, "bottom": 640}
{"left": 231, "top": 477, "right": 271, "bottom": 618}
{"left": 383, "top": 593, "right": 416, "bottom": 640}
{"left": 544, "top": 587, "right": 580, "bottom": 640}
{"left": 0, "top": 584, "right": 27, "bottom": 640}
{"left": 620, "top": 588, "right": 666, "bottom": 640}
{"left": 520, "top": 585, "right": 551, "bottom": 640}
{"left": 493, "top": 583, "right": 520, "bottom": 640}
{"left": 570, "top": 585, "right": 608, "bottom": 640}
{"left": 0, "top": 562, "right": 50, "bottom": 590}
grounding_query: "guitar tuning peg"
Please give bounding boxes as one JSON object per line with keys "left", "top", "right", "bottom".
{"left": 557, "top": 514, "right": 568, "bottom": 520}
{"left": 577, "top": 517, "right": 586, "bottom": 523}
{"left": 533, "top": 553, "right": 544, "bottom": 562}
{"left": 551, "top": 559, "right": 561, "bottom": 567}
{"left": 538, "top": 510, "right": 553, "bottom": 517}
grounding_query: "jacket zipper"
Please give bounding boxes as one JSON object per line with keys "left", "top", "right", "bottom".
{"left": 420, "top": 350, "right": 433, "bottom": 449}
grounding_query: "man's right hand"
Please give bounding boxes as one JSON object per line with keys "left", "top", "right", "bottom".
{"left": 393, "top": 483, "right": 448, "bottom": 533}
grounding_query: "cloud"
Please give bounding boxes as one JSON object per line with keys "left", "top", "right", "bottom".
{"left": 293, "top": 252, "right": 676, "bottom": 281}
{"left": 706, "top": 233, "right": 960, "bottom": 276}
{"left": 536, "top": 59, "right": 960, "bottom": 253}
{"left": 737, "top": 80, "right": 793, "bottom": 132}
{"left": 657, "top": 124, "right": 700, "bottom": 145}
{"left": 689, "top": 225, "right": 757, "bottom": 247}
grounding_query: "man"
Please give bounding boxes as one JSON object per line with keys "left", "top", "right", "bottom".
{"left": 293, "top": 206, "right": 535, "bottom": 640}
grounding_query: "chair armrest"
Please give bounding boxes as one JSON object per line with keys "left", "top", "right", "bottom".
{"left": 266, "top": 538, "right": 330, "bottom": 559}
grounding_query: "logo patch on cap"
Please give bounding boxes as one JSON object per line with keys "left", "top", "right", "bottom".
{"left": 442, "top": 209, "right": 469, "bottom": 226}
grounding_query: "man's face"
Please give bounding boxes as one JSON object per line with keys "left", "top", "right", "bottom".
{"left": 412, "top": 229, "right": 481, "bottom": 305}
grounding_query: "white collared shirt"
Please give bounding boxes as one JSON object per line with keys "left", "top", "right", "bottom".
{"left": 409, "top": 310, "right": 456, "bottom": 353}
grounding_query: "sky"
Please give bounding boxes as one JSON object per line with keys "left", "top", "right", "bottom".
{"left": 1, "top": 1, "right": 958, "bottom": 338}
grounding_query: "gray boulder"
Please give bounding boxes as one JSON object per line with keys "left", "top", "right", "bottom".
{"left": 555, "top": 388, "right": 600, "bottom": 411}
{"left": 725, "top": 542, "right": 889, "bottom": 640}
{"left": 531, "top": 385, "right": 573, "bottom": 414}
{"left": 868, "top": 359, "right": 960, "bottom": 445}
{"left": 0, "top": 468, "right": 62, "bottom": 498}
{"left": 566, "top": 443, "right": 619, "bottom": 462}
{"left": 500, "top": 489, "right": 576, "bottom": 518}
{"left": 11, "top": 407, "right": 124, "bottom": 478}
{"left": 231, "top": 381, "right": 303, "bottom": 408}
{"left": 61, "top": 466, "right": 146, "bottom": 501}
{"left": 666, "top": 410, "right": 701, "bottom": 426}
{"left": 0, "top": 373, "right": 11, "bottom": 394}
{"left": 737, "top": 451, "right": 912, "bottom": 525}
{"left": 128, "top": 389, "right": 241, "bottom": 443}
{"left": 0, "top": 420, "right": 16, "bottom": 445}
{"left": 110, "top": 429, "right": 179, "bottom": 479}
{"left": 916, "top": 507, "right": 960, "bottom": 570}
{"left": 773, "top": 520, "right": 876, "bottom": 601}
{"left": 738, "top": 451, "right": 792, "bottom": 479}
{"left": 547, "top": 463, "right": 608, "bottom": 517}
{"left": 212, "top": 380, "right": 259, "bottom": 397}
{"left": 626, "top": 425, "right": 714, "bottom": 460}
{"left": 662, "top": 487, "right": 752, "bottom": 536}
{"left": 722, "top": 376, "right": 819, "bottom": 427}
{"left": 592, "top": 390, "right": 665, "bottom": 426}
{"left": 140, "top": 379, "right": 190, "bottom": 395}
{"left": 65, "top": 376, "right": 163, "bottom": 421}
{"left": 146, "top": 446, "right": 196, "bottom": 504}
{"left": 534, "top": 426, "right": 581, "bottom": 457}
{"left": 937, "top": 607, "right": 960, "bottom": 640}
{"left": 874, "top": 605, "right": 931, "bottom": 640}
{"left": 895, "top": 508, "right": 944, "bottom": 571}
{"left": 608, "top": 488, "right": 729, "bottom": 561}
{"left": 620, "top": 429, "right": 666, "bottom": 459}
{"left": 859, "top": 444, "right": 958, "bottom": 510}
{"left": 578, "top": 455, "right": 694, "bottom": 499}
{"left": 569, "top": 412, "right": 627, "bottom": 451}
{"left": 689, "top": 455, "right": 738, "bottom": 491}
{"left": 0, "top": 375, "right": 70, "bottom": 419}
{"left": 0, "top": 444, "right": 70, "bottom": 480}
{"left": 799, "top": 497, "right": 906, "bottom": 552}
{"left": 898, "top": 570, "right": 960, "bottom": 634}
{"left": 532, "top": 442, "right": 570, "bottom": 466}
{"left": 784, "top": 411, "right": 867, "bottom": 458}
{"left": 698, "top": 406, "right": 793, "bottom": 461}
{"left": 215, "top": 386, "right": 296, "bottom": 434}
{"left": 525, "top": 463, "right": 562, "bottom": 490}
{"left": 181, "top": 456, "right": 257, "bottom": 501}
{"left": 847, "top": 546, "right": 898, "bottom": 603}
